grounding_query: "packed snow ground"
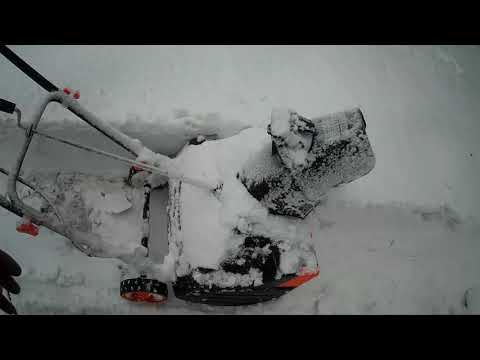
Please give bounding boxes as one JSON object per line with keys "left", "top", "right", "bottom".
{"left": 1, "top": 45, "right": 480, "bottom": 314}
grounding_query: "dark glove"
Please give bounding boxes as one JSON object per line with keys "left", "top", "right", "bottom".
{"left": 0, "top": 249, "right": 21, "bottom": 315}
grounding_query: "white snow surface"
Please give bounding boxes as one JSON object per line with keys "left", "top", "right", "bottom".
{"left": 192, "top": 268, "right": 263, "bottom": 289}
{"left": 1, "top": 45, "right": 480, "bottom": 314}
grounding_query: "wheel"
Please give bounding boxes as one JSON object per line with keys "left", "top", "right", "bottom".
{"left": 120, "top": 277, "right": 168, "bottom": 304}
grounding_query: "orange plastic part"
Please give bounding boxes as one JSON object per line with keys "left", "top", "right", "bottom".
{"left": 63, "top": 88, "right": 80, "bottom": 99}
{"left": 132, "top": 160, "right": 148, "bottom": 172}
{"left": 276, "top": 268, "right": 320, "bottom": 288}
{"left": 121, "top": 291, "right": 167, "bottom": 304}
{"left": 16, "top": 221, "right": 39, "bottom": 236}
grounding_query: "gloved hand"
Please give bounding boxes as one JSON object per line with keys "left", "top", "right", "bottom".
{"left": 0, "top": 249, "right": 21, "bottom": 315}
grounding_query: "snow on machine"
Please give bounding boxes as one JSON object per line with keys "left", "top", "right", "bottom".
{"left": 0, "top": 46, "right": 375, "bottom": 306}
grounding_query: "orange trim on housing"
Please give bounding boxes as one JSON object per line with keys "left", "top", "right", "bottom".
{"left": 276, "top": 268, "right": 320, "bottom": 288}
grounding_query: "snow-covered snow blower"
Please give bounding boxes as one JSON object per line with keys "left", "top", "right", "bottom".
{"left": 0, "top": 45, "right": 375, "bottom": 306}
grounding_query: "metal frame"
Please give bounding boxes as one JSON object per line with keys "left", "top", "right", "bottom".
{"left": 2, "top": 90, "right": 220, "bottom": 218}
{"left": 0, "top": 91, "right": 213, "bottom": 265}
{"left": 0, "top": 91, "right": 147, "bottom": 258}
{"left": 6, "top": 91, "right": 141, "bottom": 224}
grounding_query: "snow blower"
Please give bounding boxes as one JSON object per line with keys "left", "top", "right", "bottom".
{"left": 0, "top": 45, "right": 375, "bottom": 306}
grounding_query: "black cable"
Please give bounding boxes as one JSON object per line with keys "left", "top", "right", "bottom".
{"left": 0, "top": 45, "right": 58, "bottom": 92}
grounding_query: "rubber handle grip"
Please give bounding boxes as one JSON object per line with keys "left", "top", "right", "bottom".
{"left": 0, "top": 98, "right": 16, "bottom": 114}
